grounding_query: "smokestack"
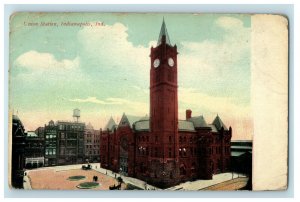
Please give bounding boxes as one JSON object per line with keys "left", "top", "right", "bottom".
{"left": 186, "top": 109, "right": 192, "bottom": 120}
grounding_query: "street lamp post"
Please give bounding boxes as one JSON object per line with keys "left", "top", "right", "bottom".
{"left": 119, "top": 167, "right": 122, "bottom": 177}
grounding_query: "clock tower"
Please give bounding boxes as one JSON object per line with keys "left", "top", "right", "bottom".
{"left": 149, "top": 19, "right": 179, "bottom": 186}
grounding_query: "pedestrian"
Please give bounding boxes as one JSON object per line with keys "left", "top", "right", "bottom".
{"left": 115, "top": 173, "right": 116, "bottom": 179}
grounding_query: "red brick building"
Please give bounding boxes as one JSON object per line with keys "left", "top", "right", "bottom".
{"left": 100, "top": 20, "right": 232, "bottom": 188}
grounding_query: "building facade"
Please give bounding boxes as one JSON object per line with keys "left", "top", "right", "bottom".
{"left": 230, "top": 140, "right": 252, "bottom": 174}
{"left": 11, "top": 115, "right": 26, "bottom": 188}
{"left": 44, "top": 120, "right": 58, "bottom": 166}
{"left": 24, "top": 131, "right": 45, "bottom": 168}
{"left": 84, "top": 123, "right": 101, "bottom": 163}
{"left": 56, "top": 121, "right": 85, "bottom": 165}
{"left": 43, "top": 119, "right": 86, "bottom": 166}
{"left": 100, "top": 20, "right": 232, "bottom": 188}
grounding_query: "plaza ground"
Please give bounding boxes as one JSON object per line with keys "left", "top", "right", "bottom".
{"left": 24, "top": 163, "right": 249, "bottom": 190}
{"left": 24, "top": 164, "right": 125, "bottom": 190}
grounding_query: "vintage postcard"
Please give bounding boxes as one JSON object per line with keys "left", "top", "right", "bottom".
{"left": 8, "top": 13, "right": 288, "bottom": 191}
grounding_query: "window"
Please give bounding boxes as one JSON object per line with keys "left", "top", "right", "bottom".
{"left": 60, "top": 148, "right": 65, "bottom": 155}
{"left": 168, "top": 148, "right": 172, "bottom": 158}
{"left": 180, "top": 165, "right": 186, "bottom": 175}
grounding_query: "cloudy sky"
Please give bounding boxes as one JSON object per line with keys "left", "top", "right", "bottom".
{"left": 10, "top": 13, "right": 252, "bottom": 140}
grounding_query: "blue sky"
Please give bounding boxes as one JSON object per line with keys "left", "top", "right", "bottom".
{"left": 10, "top": 13, "right": 252, "bottom": 140}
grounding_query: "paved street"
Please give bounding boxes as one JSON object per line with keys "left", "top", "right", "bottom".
{"left": 201, "top": 177, "right": 249, "bottom": 190}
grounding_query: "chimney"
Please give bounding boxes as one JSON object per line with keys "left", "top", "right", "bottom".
{"left": 186, "top": 109, "right": 192, "bottom": 120}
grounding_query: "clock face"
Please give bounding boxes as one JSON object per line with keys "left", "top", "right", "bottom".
{"left": 168, "top": 58, "right": 175, "bottom": 67}
{"left": 153, "top": 59, "right": 160, "bottom": 68}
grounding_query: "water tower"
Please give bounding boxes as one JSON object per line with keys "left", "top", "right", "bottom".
{"left": 73, "top": 108, "right": 80, "bottom": 122}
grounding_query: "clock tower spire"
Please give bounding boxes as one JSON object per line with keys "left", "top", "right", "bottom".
{"left": 157, "top": 17, "right": 171, "bottom": 46}
{"left": 149, "top": 19, "right": 179, "bottom": 187}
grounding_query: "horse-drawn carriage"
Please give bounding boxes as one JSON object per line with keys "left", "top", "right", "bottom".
{"left": 109, "top": 184, "right": 121, "bottom": 190}
{"left": 81, "top": 164, "right": 92, "bottom": 170}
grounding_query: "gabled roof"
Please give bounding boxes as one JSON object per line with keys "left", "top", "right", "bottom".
{"left": 208, "top": 124, "right": 218, "bottom": 133}
{"left": 157, "top": 18, "right": 171, "bottom": 46}
{"left": 178, "top": 120, "right": 196, "bottom": 132}
{"left": 212, "top": 115, "right": 228, "bottom": 130}
{"left": 118, "top": 113, "right": 142, "bottom": 129}
{"left": 134, "top": 120, "right": 149, "bottom": 131}
{"left": 188, "top": 115, "right": 209, "bottom": 128}
{"left": 86, "top": 122, "right": 94, "bottom": 130}
{"left": 133, "top": 119, "right": 196, "bottom": 132}
{"left": 104, "top": 117, "right": 117, "bottom": 131}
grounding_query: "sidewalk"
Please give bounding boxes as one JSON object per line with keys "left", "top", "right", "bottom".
{"left": 92, "top": 164, "right": 245, "bottom": 191}
{"left": 166, "top": 172, "right": 246, "bottom": 191}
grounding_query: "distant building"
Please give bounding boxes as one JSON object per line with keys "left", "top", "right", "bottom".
{"left": 24, "top": 131, "right": 45, "bottom": 168}
{"left": 84, "top": 123, "right": 100, "bottom": 163}
{"left": 35, "top": 126, "right": 44, "bottom": 137}
{"left": 100, "top": 20, "right": 232, "bottom": 188}
{"left": 56, "top": 120, "right": 85, "bottom": 165}
{"left": 11, "top": 115, "right": 26, "bottom": 188}
{"left": 44, "top": 120, "right": 58, "bottom": 166}
{"left": 230, "top": 140, "right": 252, "bottom": 174}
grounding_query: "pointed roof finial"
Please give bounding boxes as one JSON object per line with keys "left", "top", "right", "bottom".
{"left": 157, "top": 17, "right": 171, "bottom": 46}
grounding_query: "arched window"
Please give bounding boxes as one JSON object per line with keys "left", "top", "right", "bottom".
{"left": 180, "top": 164, "right": 186, "bottom": 175}
{"left": 191, "top": 162, "right": 196, "bottom": 173}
